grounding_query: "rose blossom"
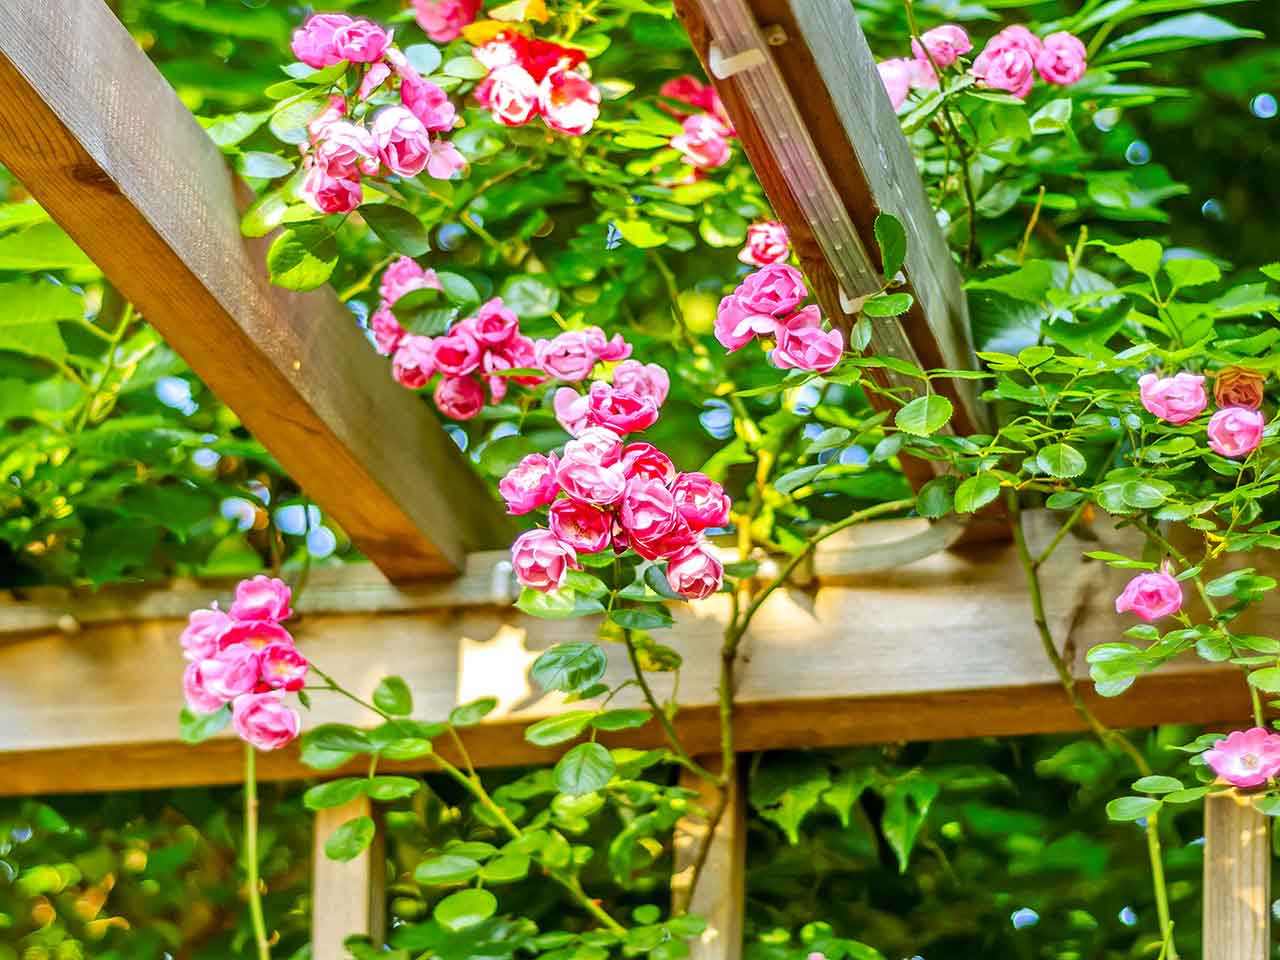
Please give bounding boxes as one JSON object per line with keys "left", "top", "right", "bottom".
{"left": 216, "top": 619, "right": 293, "bottom": 652}
{"left": 426, "top": 140, "right": 468, "bottom": 180}
{"left": 392, "top": 335, "right": 436, "bottom": 389}
{"left": 557, "top": 454, "right": 627, "bottom": 506}
{"left": 313, "top": 121, "right": 380, "bottom": 179}
{"left": 549, "top": 499, "right": 613, "bottom": 553}
{"left": 511, "top": 528, "right": 580, "bottom": 592}
{"left": 1138, "top": 372, "right": 1207, "bottom": 425}
{"left": 259, "top": 642, "right": 309, "bottom": 692}
{"left": 230, "top": 575, "right": 292, "bottom": 622}
{"left": 371, "top": 307, "right": 405, "bottom": 356}
{"left": 331, "top": 19, "right": 390, "bottom": 63}
{"left": 181, "top": 607, "right": 232, "bottom": 662}
{"left": 984, "top": 24, "right": 1044, "bottom": 57}
{"left": 671, "top": 114, "right": 732, "bottom": 170}
{"left": 912, "top": 24, "right": 972, "bottom": 70}
{"left": 877, "top": 59, "right": 913, "bottom": 111}
{"left": 620, "top": 477, "right": 679, "bottom": 542}
{"left": 184, "top": 661, "right": 226, "bottom": 714}
{"left": 469, "top": 298, "right": 519, "bottom": 346}
{"left": 774, "top": 325, "right": 844, "bottom": 374}
{"left": 584, "top": 381, "right": 660, "bottom": 435}
{"left": 499, "top": 453, "right": 560, "bottom": 514}
{"left": 739, "top": 221, "right": 790, "bottom": 267}
{"left": 198, "top": 645, "right": 261, "bottom": 702}
{"left": 1035, "top": 32, "right": 1087, "bottom": 86}
{"left": 398, "top": 71, "right": 457, "bottom": 132}
{"left": 715, "top": 295, "right": 774, "bottom": 352}
{"left": 232, "top": 692, "right": 301, "bottom": 751}
{"left": 564, "top": 427, "right": 623, "bottom": 466}
{"left": 554, "top": 387, "right": 592, "bottom": 435}
{"left": 659, "top": 75, "right": 726, "bottom": 122}
{"left": 1214, "top": 367, "right": 1266, "bottom": 410}
{"left": 665, "top": 543, "right": 724, "bottom": 600}
{"left": 612, "top": 360, "right": 670, "bottom": 405}
{"left": 671, "top": 473, "right": 731, "bottom": 529}
{"left": 490, "top": 333, "right": 545, "bottom": 386}
{"left": 371, "top": 107, "right": 434, "bottom": 177}
{"left": 413, "top": 0, "right": 482, "bottom": 43}
{"left": 1207, "top": 407, "right": 1265, "bottom": 459}
{"left": 584, "top": 327, "right": 632, "bottom": 362}
{"left": 539, "top": 66, "right": 601, "bottom": 136}
{"left": 307, "top": 95, "right": 347, "bottom": 141}
{"left": 1114, "top": 569, "right": 1183, "bottom": 622}
{"left": 301, "top": 166, "right": 362, "bottom": 214}
{"left": 357, "top": 62, "right": 392, "bottom": 101}
{"left": 291, "top": 14, "right": 351, "bottom": 69}
{"left": 738, "top": 263, "right": 807, "bottom": 316}
{"left": 539, "top": 331, "right": 597, "bottom": 381}
{"left": 630, "top": 516, "right": 698, "bottom": 562}
{"left": 621, "top": 443, "right": 676, "bottom": 484}
{"left": 476, "top": 64, "right": 540, "bottom": 126}
{"left": 379, "top": 257, "right": 441, "bottom": 306}
{"left": 434, "top": 376, "right": 485, "bottom": 419}
{"left": 1203, "top": 728, "right": 1280, "bottom": 788}
{"left": 432, "top": 331, "right": 482, "bottom": 376}
{"left": 973, "top": 45, "right": 1036, "bottom": 99}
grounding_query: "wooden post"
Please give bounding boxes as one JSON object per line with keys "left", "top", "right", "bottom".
{"left": 1203, "top": 791, "right": 1270, "bottom": 959}
{"left": 0, "top": 0, "right": 510, "bottom": 582}
{"left": 672, "top": 761, "right": 746, "bottom": 960}
{"left": 313, "top": 797, "right": 386, "bottom": 960}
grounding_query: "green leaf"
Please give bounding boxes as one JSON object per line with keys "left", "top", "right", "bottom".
{"left": 1093, "top": 238, "right": 1163, "bottom": 278}
{"left": 442, "top": 56, "right": 489, "bottom": 80}
{"left": 516, "top": 586, "right": 607, "bottom": 620}
{"left": 1247, "top": 667, "right": 1280, "bottom": 693}
{"left": 614, "top": 219, "right": 668, "bottom": 249}
{"left": 1037, "top": 443, "right": 1087, "bottom": 479}
{"left": 499, "top": 274, "right": 560, "bottom": 318}
{"left": 954, "top": 473, "right": 1001, "bottom": 513}
{"left": 373, "top": 676, "right": 413, "bottom": 716}
{"left": 414, "top": 854, "right": 481, "bottom": 885}
{"left": 449, "top": 697, "right": 498, "bottom": 727}
{"left": 1165, "top": 258, "right": 1221, "bottom": 289}
{"left": 179, "top": 705, "right": 230, "bottom": 744}
{"left": 1105, "top": 796, "right": 1161, "bottom": 821}
{"left": 774, "top": 464, "right": 826, "bottom": 495}
{"left": 531, "top": 642, "right": 609, "bottom": 694}
{"left": 525, "top": 711, "right": 594, "bottom": 747}
{"left": 873, "top": 212, "right": 907, "bottom": 279}
{"left": 880, "top": 774, "right": 939, "bottom": 873}
{"left": 480, "top": 853, "right": 530, "bottom": 883}
{"left": 303, "top": 778, "right": 367, "bottom": 811}
{"left": 240, "top": 190, "right": 289, "bottom": 238}
{"left": 367, "top": 776, "right": 421, "bottom": 801}
{"left": 1101, "top": 13, "right": 1263, "bottom": 61}
{"left": 0, "top": 281, "right": 83, "bottom": 362}
{"left": 324, "top": 816, "right": 376, "bottom": 862}
{"left": 237, "top": 151, "right": 294, "bottom": 180}
{"left": 611, "top": 606, "right": 674, "bottom": 631}
{"left": 592, "top": 709, "right": 651, "bottom": 732}
{"left": 863, "top": 293, "right": 913, "bottom": 318}
{"left": 361, "top": 204, "right": 431, "bottom": 257}
{"left": 554, "top": 742, "right": 616, "bottom": 796}
{"left": 915, "top": 477, "right": 954, "bottom": 519}
{"left": 404, "top": 44, "right": 444, "bottom": 76}
{"left": 0, "top": 223, "right": 94, "bottom": 272}
{"left": 698, "top": 208, "right": 748, "bottom": 247}
{"left": 266, "top": 225, "right": 338, "bottom": 291}
{"left": 1132, "top": 775, "right": 1184, "bottom": 795}
{"left": 433, "top": 888, "right": 497, "bottom": 932}
{"left": 895, "top": 395, "right": 953, "bottom": 436}
{"left": 307, "top": 724, "right": 374, "bottom": 754}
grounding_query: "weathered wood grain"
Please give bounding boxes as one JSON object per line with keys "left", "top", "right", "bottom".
{"left": 672, "top": 762, "right": 745, "bottom": 960}
{"left": 1204, "top": 791, "right": 1270, "bottom": 960}
{"left": 313, "top": 798, "right": 386, "bottom": 960}
{"left": 0, "top": 0, "right": 509, "bottom": 581}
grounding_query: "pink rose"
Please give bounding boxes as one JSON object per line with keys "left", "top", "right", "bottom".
{"left": 985, "top": 24, "right": 1044, "bottom": 57}
{"left": 232, "top": 692, "right": 301, "bottom": 751}
{"left": 554, "top": 387, "right": 591, "bottom": 435}
{"left": 671, "top": 113, "right": 732, "bottom": 170}
{"left": 313, "top": 121, "right": 380, "bottom": 179}
{"left": 738, "top": 263, "right": 807, "bottom": 316}
{"left": 392, "top": 335, "right": 437, "bottom": 389}
{"left": 511, "top": 528, "right": 580, "bottom": 593}
{"left": 613, "top": 360, "right": 670, "bottom": 406}
{"left": 671, "top": 472, "right": 731, "bottom": 530}
{"left": 371, "top": 106, "right": 434, "bottom": 177}
{"left": 1114, "top": 569, "right": 1183, "bottom": 622}
{"left": 472, "top": 298, "right": 519, "bottom": 346}
{"left": 399, "top": 72, "right": 457, "bottom": 132}
{"left": 357, "top": 62, "right": 392, "bottom": 100}
{"left": 583, "top": 380, "right": 660, "bottom": 436}
{"left": 739, "top": 221, "right": 790, "bottom": 267}
{"left": 714, "top": 295, "right": 773, "bottom": 352}
{"left": 1138, "top": 372, "right": 1207, "bottom": 425}
{"left": 621, "top": 442, "right": 676, "bottom": 485}
{"left": 181, "top": 607, "right": 232, "bottom": 662}
{"left": 1036, "top": 32, "right": 1087, "bottom": 86}
{"left": 489, "top": 333, "right": 545, "bottom": 386}
{"left": 198, "top": 645, "right": 261, "bottom": 702}
{"left": 557, "top": 454, "right": 627, "bottom": 506}
{"left": 307, "top": 95, "right": 348, "bottom": 141}
{"left": 372, "top": 306, "right": 406, "bottom": 356}
{"left": 659, "top": 75, "right": 713, "bottom": 118}
{"left": 620, "top": 477, "right": 679, "bottom": 542}
{"left": 907, "top": 58, "right": 939, "bottom": 90}
{"left": 912, "top": 24, "right": 972, "bottom": 70}
{"left": 476, "top": 64, "right": 540, "bottom": 126}
{"left": 434, "top": 375, "right": 485, "bottom": 419}
{"left": 630, "top": 515, "right": 698, "bottom": 562}
{"left": 774, "top": 325, "right": 844, "bottom": 374}
{"left": 877, "top": 59, "right": 913, "bottom": 111}
{"left": 433, "top": 331, "right": 482, "bottom": 376}
{"left": 539, "top": 331, "right": 597, "bottom": 381}
{"left": 413, "top": 0, "right": 482, "bottom": 43}
{"left": 301, "top": 166, "right": 362, "bottom": 214}
{"left": 665, "top": 542, "right": 724, "bottom": 600}
{"left": 1208, "top": 407, "right": 1265, "bottom": 459}
{"left": 538, "top": 66, "right": 601, "bottom": 136}
{"left": 230, "top": 575, "right": 292, "bottom": 622}
{"left": 380, "top": 256, "right": 441, "bottom": 305}
{"left": 499, "top": 453, "right": 561, "bottom": 515}
{"left": 1203, "top": 728, "right": 1280, "bottom": 789}
{"left": 973, "top": 45, "right": 1035, "bottom": 98}
{"left": 291, "top": 14, "right": 351, "bottom": 69}
{"left": 259, "top": 642, "right": 309, "bottom": 692}
{"left": 217, "top": 619, "right": 293, "bottom": 652}
{"left": 584, "top": 327, "right": 632, "bottom": 363}
{"left": 549, "top": 498, "right": 613, "bottom": 553}
{"left": 564, "top": 427, "right": 623, "bottom": 466}
{"left": 183, "top": 661, "right": 227, "bottom": 714}
{"left": 331, "top": 19, "right": 391, "bottom": 63}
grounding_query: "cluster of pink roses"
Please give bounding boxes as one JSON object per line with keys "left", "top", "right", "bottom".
{"left": 877, "top": 22, "right": 1086, "bottom": 109}
{"left": 292, "top": 14, "right": 465, "bottom": 214}
{"left": 1138, "top": 367, "right": 1269, "bottom": 459}
{"left": 553, "top": 362, "right": 670, "bottom": 437}
{"left": 1203, "top": 727, "right": 1280, "bottom": 788}
{"left": 503, "top": 426, "right": 729, "bottom": 600}
{"left": 714, "top": 264, "right": 844, "bottom": 374}
{"left": 413, "top": 0, "right": 482, "bottom": 43}
{"left": 739, "top": 220, "right": 790, "bottom": 268}
{"left": 660, "top": 75, "right": 736, "bottom": 172}
{"left": 181, "top": 576, "right": 306, "bottom": 752}
{"left": 472, "top": 31, "right": 601, "bottom": 137}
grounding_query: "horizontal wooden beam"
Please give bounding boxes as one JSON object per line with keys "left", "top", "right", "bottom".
{"left": 0, "top": 513, "right": 1258, "bottom": 796}
{"left": 0, "top": 0, "right": 509, "bottom": 581}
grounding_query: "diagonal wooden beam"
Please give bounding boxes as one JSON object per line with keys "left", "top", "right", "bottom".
{"left": 673, "top": 0, "right": 988, "bottom": 446}
{"left": 0, "top": 0, "right": 510, "bottom": 581}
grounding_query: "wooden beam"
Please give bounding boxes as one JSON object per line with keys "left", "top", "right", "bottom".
{"left": 0, "top": 513, "right": 1260, "bottom": 796}
{"left": 671, "top": 762, "right": 745, "bottom": 960}
{"left": 672, "top": 0, "right": 987, "bottom": 443}
{"left": 1204, "top": 791, "right": 1269, "bottom": 959}
{"left": 0, "top": 0, "right": 509, "bottom": 581}
{"left": 313, "top": 797, "right": 386, "bottom": 959}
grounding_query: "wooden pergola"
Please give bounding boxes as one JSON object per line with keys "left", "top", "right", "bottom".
{"left": 0, "top": 1, "right": 1268, "bottom": 958}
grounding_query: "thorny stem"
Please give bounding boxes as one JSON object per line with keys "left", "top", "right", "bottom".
{"left": 243, "top": 743, "right": 271, "bottom": 960}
